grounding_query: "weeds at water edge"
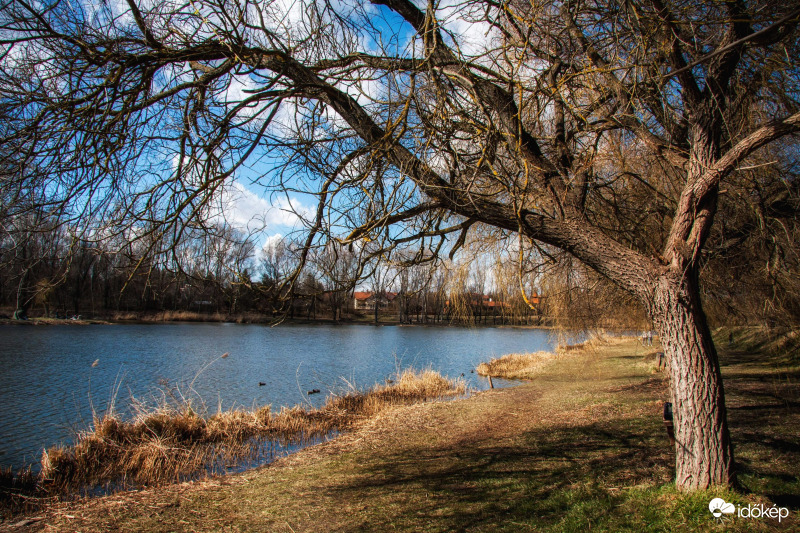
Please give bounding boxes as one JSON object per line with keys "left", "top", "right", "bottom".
{"left": 1, "top": 367, "right": 465, "bottom": 516}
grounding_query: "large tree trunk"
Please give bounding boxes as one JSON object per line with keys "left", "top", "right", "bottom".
{"left": 652, "top": 270, "right": 734, "bottom": 490}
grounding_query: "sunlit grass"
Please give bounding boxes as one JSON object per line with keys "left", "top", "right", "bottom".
{"left": 475, "top": 333, "right": 622, "bottom": 379}
{"left": 476, "top": 351, "right": 559, "bottom": 379}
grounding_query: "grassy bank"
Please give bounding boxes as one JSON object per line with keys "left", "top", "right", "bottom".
{"left": 474, "top": 334, "right": 613, "bottom": 379}
{"left": 716, "top": 326, "right": 800, "bottom": 364}
{"left": 2, "top": 331, "right": 798, "bottom": 532}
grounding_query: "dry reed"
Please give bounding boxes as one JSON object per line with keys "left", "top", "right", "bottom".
{"left": 476, "top": 333, "right": 623, "bottom": 379}
{"left": 36, "top": 368, "right": 465, "bottom": 494}
{"left": 476, "top": 351, "right": 560, "bottom": 379}
{"left": 0, "top": 466, "right": 41, "bottom": 516}
{"left": 110, "top": 311, "right": 269, "bottom": 323}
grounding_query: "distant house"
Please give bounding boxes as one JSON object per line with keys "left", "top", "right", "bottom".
{"left": 478, "top": 294, "right": 506, "bottom": 309}
{"left": 444, "top": 293, "right": 544, "bottom": 312}
{"left": 526, "top": 294, "right": 542, "bottom": 306}
{"left": 353, "top": 291, "right": 398, "bottom": 311}
{"left": 445, "top": 293, "right": 509, "bottom": 311}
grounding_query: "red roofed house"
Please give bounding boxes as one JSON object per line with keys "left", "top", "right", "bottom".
{"left": 353, "top": 291, "right": 398, "bottom": 311}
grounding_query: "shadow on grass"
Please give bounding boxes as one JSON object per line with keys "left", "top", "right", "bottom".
{"left": 325, "top": 416, "right": 677, "bottom": 532}
{"left": 725, "top": 364, "right": 800, "bottom": 513}
{"left": 318, "top": 377, "right": 799, "bottom": 532}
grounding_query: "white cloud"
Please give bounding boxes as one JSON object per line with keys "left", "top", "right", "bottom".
{"left": 214, "top": 181, "right": 312, "bottom": 234}
{"left": 226, "top": 74, "right": 257, "bottom": 103}
{"left": 96, "top": 0, "right": 135, "bottom": 30}
{"left": 436, "top": 0, "right": 495, "bottom": 57}
{"left": 262, "top": 233, "right": 284, "bottom": 254}
{"left": 253, "top": 0, "right": 310, "bottom": 48}
{"left": 271, "top": 98, "right": 300, "bottom": 132}
{"left": 224, "top": 73, "right": 263, "bottom": 120}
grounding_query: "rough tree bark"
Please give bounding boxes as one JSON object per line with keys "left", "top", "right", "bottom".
{"left": 652, "top": 271, "right": 734, "bottom": 488}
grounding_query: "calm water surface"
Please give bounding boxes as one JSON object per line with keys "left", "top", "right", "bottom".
{"left": 0, "top": 323, "right": 559, "bottom": 470}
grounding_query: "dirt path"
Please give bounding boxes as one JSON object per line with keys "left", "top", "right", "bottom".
{"left": 3, "top": 337, "right": 797, "bottom": 532}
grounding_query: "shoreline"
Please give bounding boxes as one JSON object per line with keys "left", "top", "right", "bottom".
{"left": 1, "top": 370, "right": 468, "bottom": 512}
{"left": 0, "top": 316, "right": 556, "bottom": 329}
{"left": 4, "top": 333, "right": 797, "bottom": 531}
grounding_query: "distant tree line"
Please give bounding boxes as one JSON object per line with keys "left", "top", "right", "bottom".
{"left": 4, "top": 178, "right": 796, "bottom": 328}
{"left": 0, "top": 213, "right": 548, "bottom": 325}
{"left": 0, "top": 211, "right": 255, "bottom": 319}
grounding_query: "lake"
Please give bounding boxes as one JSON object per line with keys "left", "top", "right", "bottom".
{"left": 0, "top": 323, "right": 561, "bottom": 470}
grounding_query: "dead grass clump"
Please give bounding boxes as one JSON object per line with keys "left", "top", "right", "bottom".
{"left": 205, "top": 409, "right": 263, "bottom": 442}
{"left": 110, "top": 311, "right": 140, "bottom": 321}
{"left": 40, "top": 406, "right": 222, "bottom": 490}
{"left": 476, "top": 351, "right": 559, "bottom": 379}
{"left": 111, "top": 311, "right": 229, "bottom": 323}
{"left": 556, "top": 331, "right": 622, "bottom": 353}
{"left": 120, "top": 438, "right": 207, "bottom": 485}
{"left": 155, "top": 310, "right": 228, "bottom": 322}
{"left": 325, "top": 369, "right": 465, "bottom": 421}
{"left": 36, "top": 369, "right": 464, "bottom": 497}
{"left": 272, "top": 407, "right": 340, "bottom": 440}
{"left": 0, "top": 466, "right": 41, "bottom": 516}
{"left": 137, "top": 409, "right": 207, "bottom": 442}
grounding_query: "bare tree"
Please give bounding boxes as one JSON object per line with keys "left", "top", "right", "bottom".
{"left": 365, "top": 256, "right": 394, "bottom": 325}
{"left": 701, "top": 144, "right": 800, "bottom": 326}
{"left": 313, "top": 241, "right": 360, "bottom": 321}
{"left": 401, "top": 256, "right": 437, "bottom": 323}
{"left": 2, "top": 0, "right": 800, "bottom": 490}
{"left": 260, "top": 235, "right": 301, "bottom": 314}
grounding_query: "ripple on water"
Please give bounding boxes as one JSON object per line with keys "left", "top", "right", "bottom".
{"left": 0, "top": 323, "right": 559, "bottom": 470}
